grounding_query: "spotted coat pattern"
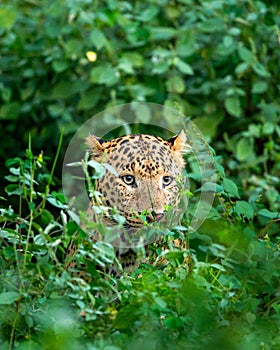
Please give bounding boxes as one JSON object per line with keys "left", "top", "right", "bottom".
{"left": 86, "top": 130, "right": 186, "bottom": 230}
{"left": 67, "top": 130, "right": 187, "bottom": 276}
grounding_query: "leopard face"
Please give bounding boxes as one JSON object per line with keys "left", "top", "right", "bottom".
{"left": 86, "top": 130, "right": 186, "bottom": 229}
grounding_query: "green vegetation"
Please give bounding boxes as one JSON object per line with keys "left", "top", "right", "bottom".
{"left": 0, "top": 1, "right": 279, "bottom": 349}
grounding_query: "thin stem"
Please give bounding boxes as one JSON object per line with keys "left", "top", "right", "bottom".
{"left": 9, "top": 305, "right": 19, "bottom": 350}
{"left": 23, "top": 146, "right": 35, "bottom": 269}
{"left": 41, "top": 128, "right": 64, "bottom": 211}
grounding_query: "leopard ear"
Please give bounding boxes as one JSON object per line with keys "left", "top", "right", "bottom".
{"left": 166, "top": 130, "right": 187, "bottom": 169}
{"left": 85, "top": 134, "right": 106, "bottom": 161}
{"left": 167, "top": 130, "right": 187, "bottom": 153}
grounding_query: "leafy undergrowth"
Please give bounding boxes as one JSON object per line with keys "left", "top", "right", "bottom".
{"left": 0, "top": 143, "right": 279, "bottom": 350}
{"left": 1, "top": 1, "right": 280, "bottom": 348}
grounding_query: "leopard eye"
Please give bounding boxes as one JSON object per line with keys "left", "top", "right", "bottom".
{"left": 121, "top": 175, "right": 136, "bottom": 186}
{"left": 162, "top": 176, "right": 172, "bottom": 187}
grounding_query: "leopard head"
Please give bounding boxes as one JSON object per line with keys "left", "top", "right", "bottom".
{"left": 86, "top": 130, "right": 187, "bottom": 229}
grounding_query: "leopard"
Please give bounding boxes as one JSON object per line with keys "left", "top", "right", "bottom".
{"left": 67, "top": 130, "right": 187, "bottom": 276}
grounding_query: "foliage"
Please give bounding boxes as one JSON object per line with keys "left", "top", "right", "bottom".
{"left": 0, "top": 143, "right": 279, "bottom": 349}
{"left": 0, "top": 0, "right": 280, "bottom": 349}
{"left": 1, "top": 1, "right": 279, "bottom": 176}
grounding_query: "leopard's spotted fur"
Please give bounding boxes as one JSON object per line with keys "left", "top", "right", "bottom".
{"left": 67, "top": 130, "right": 187, "bottom": 276}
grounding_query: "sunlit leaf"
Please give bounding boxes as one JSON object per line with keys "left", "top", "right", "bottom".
{"left": 166, "top": 76, "right": 185, "bottom": 94}
{"left": 223, "top": 178, "right": 240, "bottom": 198}
{"left": 90, "top": 64, "right": 119, "bottom": 85}
{"left": 0, "top": 292, "right": 19, "bottom": 305}
{"left": 225, "top": 96, "right": 241, "bottom": 117}
{"left": 176, "top": 59, "right": 194, "bottom": 75}
{"left": 0, "top": 6, "right": 17, "bottom": 29}
{"left": 90, "top": 29, "right": 108, "bottom": 50}
{"left": 200, "top": 18, "right": 224, "bottom": 32}
{"left": 258, "top": 209, "right": 279, "bottom": 219}
{"left": 238, "top": 44, "right": 254, "bottom": 63}
{"left": 236, "top": 138, "right": 255, "bottom": 162}
{"left": 234, "top": 200, "right": 255, "bottom": 220}
{"left": 149, "top": 27, "right": 178, "bottom": 40}
{"left": 252, "top": 62, "right": 270, "bottom": 78}
{"left": 252, "top": 81, "right": 268, "bottom": 94}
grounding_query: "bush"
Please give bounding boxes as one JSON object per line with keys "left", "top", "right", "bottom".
{"left": 1, "top": 146, "right": 279, "bottom": 349}
{"left": 0, "top": 0, "right": 279, "bottom": 349}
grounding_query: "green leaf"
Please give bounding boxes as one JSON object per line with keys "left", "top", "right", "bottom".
{"left": 5, "top": 184, "right": 23, "bottom": 196}
{"left": 51, "top": 191, "right": 66, "bottom": 204}
{"left": 113, "top": 306, "right": 137, "bottom": 329}
{"left": 48, "top": 104, "right": 64, "bottom": 118}
{"left": 88, "top": 160, "right": 106, "bottom": 178}
{"left": 152, "top": 59, "right": 169, "bottom": 74}
{"left": 0, "top": 229, "right": 18, "bottom": 240}
{"left": 121, "top": 52, "right": 144, "bottom": 68}
{"left": 258, "top": 209, "right": 279, "bottom": 219}
{"left": 78, "top": 89, "right": 100, "bottom": 111}
{"left": 63, "top": 39, "right": 83, "bottom": 57}
{"left": 176, "top": 31, "right": 196, "bottom": 57}
{"left": 40, "top": 209, "right": 54, "bottom": 225}
{"left": 149, "top": 27, "right": 178, "bottom": 40}
{"left": 245, "top": 312, "right": 256, "bottom": 325}
{"left": 197, "top": 182, "right": 218, "bottom": 192}
{"left": 118, "top": 57, "right": 134, "bottom": 74}
{"left": 252, "top": 62, "right": 270, "bottom": 78}
{"left": 46, "top": 197, "right": 67, "bottom": 209}
{"left": 235, "top": 62, "right": 249, "bottom": 77}
{"left": 163, "top": 317, "right": 183, "bottom": 330}
{"left": 0, "top": 292, "right": 19, "bottom": 305}
{"left": 211, "top": 263, "right": 226, "bottom": 271}
{"left": 166, "top": 76, "right": 185, "bottom": 94}
{"left": 176, "top": 59, "right": 194, "bottom": 75}
{"left": 90, "top": 29, "right": 108, "bottom": 50}
{"left": 29, "top": 202, "right": 36, "bottom": 211}
{"left": 0, "top": 6, "right": 17, "bottom": 29}
{"left": 225, "top": 96, "right": 241, "bottom": 117}
{"left": 165, "top": 251, "right": 184, "bottom": 261}
{"left": 223, "top": 178, "right": 240, "bottom": 198}
{"left": 236, "top": 138, "right": 255, "bottom": 162}
{"left": 90, "top": 64, "right": 119, "bottom": 85}
{"left": 153, "top": 296, "right": 167, "bottom": 309}
{"left": 51, "top": 81, "right": 77, "bottom": 99}
{"left": 52, "top": 60, "right": 69, "bottom": 73}
{"left": 66, "top": 221, "right": 79, "bottom": 236}
{"left": 193, "top": 115, "right": 223, "bottom": 139}
{"left": 20, "top": 86, "right": 35, "bottom": 101}
{"left": 238, "top": 44, "right": 254, "bottom": 63}
{"left": 4, "top": 175, "right": 18, "bottom": 182}
{"left": 0, "top": 102, "right": 21, "bottom": 120}
{"left": 252, "top": 81, "right": 268, "bottom": 94}
{"left": 132, "top": 103, "right": 152, "bottom": 123}
{"left": 137, "top": 5, "right": 159, "bottom": 22}
{"left": 248, "top": 124, "right": 261, "bottom": 137}
{"left": 200, "top": 18, "right": 224, "bottom": 32}
{"left": 0, "top": 86, "right": 12, "bottom": 102}
{"left": 262, "top": 122, "right": 274, "bottom": 135}
{"left": 234, "top": 201, "right": 255, "bottom": 220}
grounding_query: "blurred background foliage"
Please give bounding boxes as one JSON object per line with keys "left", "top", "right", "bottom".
{"left": 1, "top": 0, "right": 279, "bottom": 209}
{"left": 0, "top": 0, "right": 280, "bottom": 349}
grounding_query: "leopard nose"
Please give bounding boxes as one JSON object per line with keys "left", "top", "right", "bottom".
{"left": 146, "top": 211, "right": 164, "bottom": 224}
{"left": 155, "top": 213, "right": 164, "bottom": 222}
{"left": 146, "top": 212, "right": 164, "bottom": 223}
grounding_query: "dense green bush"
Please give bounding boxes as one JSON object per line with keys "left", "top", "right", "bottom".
{"left": 0, "top": 0, "right": 279, "bottom": 349}
{"left": 0, "top": 143, "right": 279, "bottom": 349}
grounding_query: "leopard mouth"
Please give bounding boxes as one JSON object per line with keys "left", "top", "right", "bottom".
{"left": 146, "top": 212, "right": 164, "bottom": 223}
